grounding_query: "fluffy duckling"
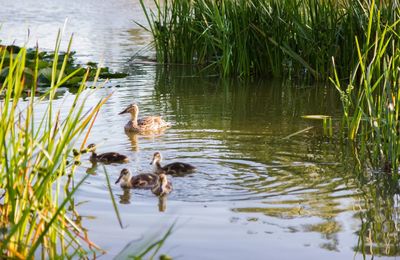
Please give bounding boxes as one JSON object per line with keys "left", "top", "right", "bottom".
{"left": 119, "top": 104, "right": 171, "bottom": 133}
{"left": 150, "top": 152, "right": 196, "bottom": 175}
{"left": 87, "top": 144, "right": 129, "bottom": 164}
{"left": 152, "top": 173, "right": 173, "bottom": 196}
{"left": 115, "top": 168, "right": 158, "bottom": 189}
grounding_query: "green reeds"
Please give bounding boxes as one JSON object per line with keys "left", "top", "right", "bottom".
{"left": 139, "top": 0, "right": 398, "bottom": 79}
{"left": 331, "top": 0, "right": 400, "bottom": 176}
{"left": 0, "top": 33, "right": 108, "bottom": 258}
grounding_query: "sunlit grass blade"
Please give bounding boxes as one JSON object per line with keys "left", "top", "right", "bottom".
{"left": 103, "top": 165, "right": 124, "bottom": 229}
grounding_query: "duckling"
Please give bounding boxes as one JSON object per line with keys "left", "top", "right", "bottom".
{"left": 152, "top": 173, "right": 173, "bottom": 196}
{"left": 150, "top": 151, "right": 196, "bottom": 175}
{"left": 87, "top": 144, "right": 129, "bottom": 164}
{"left": 115, "top": 168, "right": 158, "bottom": 189}
{"left": 119, "top": 104, "right": 171, "bottom": 133}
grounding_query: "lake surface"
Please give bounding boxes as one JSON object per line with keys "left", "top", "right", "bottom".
{"left": 1, "top": 0, "right": 399, "bottom": 259}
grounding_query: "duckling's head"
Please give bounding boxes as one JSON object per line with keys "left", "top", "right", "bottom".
{"left": 150, "top": 152, "right": 162, "bottom": 165}
{"left": 119, "top": 104, "right": 138, "bottom": 115}
{"left": 115, "top": 168, "right": 131, "bottom": 184}
{"left": 87, "top": 143, "right": 96, "bottom": 152}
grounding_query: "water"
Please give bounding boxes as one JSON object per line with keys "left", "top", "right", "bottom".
{"left": 1, "top": 1, "right": 399, "bottom": 259}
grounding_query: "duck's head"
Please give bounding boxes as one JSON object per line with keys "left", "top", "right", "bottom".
{"left": 150, "top": 152, "right": 162, "bottom": 165}
{"left": 87, "top": 143, "right": 96, "bottom": 152}
{"left": 115, "top": 168, "right": 131, "bottom": 184}
{"left": 119, "top": 104, "right": 138, "bottom": 115}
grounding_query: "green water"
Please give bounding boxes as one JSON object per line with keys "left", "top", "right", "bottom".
{"left": 0, "top": 0, "right": 399, "bottom": 259}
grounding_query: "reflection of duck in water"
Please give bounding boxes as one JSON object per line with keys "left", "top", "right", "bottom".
{"left": 152, "top": 173, "right": 173, "bottom": 196}
{"left": 86, "top": 163, "right": 98, "bottom": 175}
{"left": 124, "top": 131, "right": 139, "bottom": 151}
{"left": 87, "top": 144, "right": 129, "bottom": 164}
{"left": 124, "top": 130, "right": 169, "bottom": 153}
{"left": 119, "top": 189, "right": 132, "bottom": 204}
{"left": 158, "top": 195, "right": 167, "bottom": 212}
{"left": 119, "top": 104, "right": 171, "bottom": 133}
{"left": 150, "top": 152, "right": 196, "bottom": 176}
{"left": 115, "top": 168, "right": 158, "bottom": 189}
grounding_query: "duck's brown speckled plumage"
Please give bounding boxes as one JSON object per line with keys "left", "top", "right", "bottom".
{"left": 115, "top": 169, "right": 158, "bottom": 189}
{"left": 150, "top": 152, "right": 196, "bottom": 176}
{"left": 151, "top": 173, "right": 173, "bottom": 196}
{"left": 88, "top": 144, "right": 128, "bottom": 164}
{"left": 119, "top": 104, "right": 171, "bottom": 133}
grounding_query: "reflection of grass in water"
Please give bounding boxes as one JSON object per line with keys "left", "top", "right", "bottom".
{"left": 354, "top": 175, "right": 400, "bottom": 257}
{"left": 115, "top": 223, "right": 175, "bottom": 260}
{"left": 233, "top": 204, "right": 346, "bottom": 219}
{"left": 303, "top": 221, "right": 342, "bottom": 235}
{"left": 0, "top": 33, "right": 109, "bottom": 258}
{"left": 234, "top": 164, "right": 400, "bottom": 257}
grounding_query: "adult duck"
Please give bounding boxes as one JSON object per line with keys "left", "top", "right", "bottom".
{"left": 119, "top": 104, "right": 171, "bottom": 133}
{"left": 115, "top": 168, "right": 158, "bottom": 189}
{"left": 87, "top": 144, "right": 128, "bottom": 163}
{"left": 152, "top": 173, "right": 173, "bottom": 197}
{"left": 150, "top": 151, "right": 196, "bottom": 175}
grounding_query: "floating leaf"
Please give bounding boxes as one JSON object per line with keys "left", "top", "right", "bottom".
{"left": 301, "top": 115, "right": 331, "bottom": 120}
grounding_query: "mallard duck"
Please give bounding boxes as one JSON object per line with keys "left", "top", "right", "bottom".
{"left": 115, "top": 168, "right": 158, "bottom": 189}
{"left": 150, "top": 151, "right": 196, "bottom": 175}
{"left": 87, "top": 144, "right": 129, "bottom": 163}
{"left": 119, "top": 104, "right": 171, "bottom": 133}
{"left": 151, "top": 173, "right": 173, "bottom": 196}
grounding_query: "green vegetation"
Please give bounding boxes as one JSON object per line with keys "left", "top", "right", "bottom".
{"left": 141, "top": 0, "right": 400, "bottom": 176}
{"left": 0, "top": 43, "right": 127, "bottom": 89}
{"left": 139, "top": 0, "right": 398, "bottom": 79}
{"left": 0, "top": 33, "right": 109, "bottom": 258}
{"left": 0, "top": 32, "right": 173, "bottom": 258}
{"left": 331, "top": 2, "right": 400, "bottom": 176}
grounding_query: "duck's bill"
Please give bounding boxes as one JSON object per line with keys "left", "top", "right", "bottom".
{"left": 118, "top": 108, "right": 129, "bottom": 115}
{"left": 149, "top": 158, "right": 156, "bottom": 165}
{"left": 115, "top": 175, "right": 122, "bottom": 184}
{"left": 87, "top": 144, "right": 96, "bottom": 151}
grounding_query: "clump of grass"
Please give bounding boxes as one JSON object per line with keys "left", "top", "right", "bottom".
{"left": 331, "top": 0, "right": 400, "bottom": 177}
{"left": 139, "top": 0, "right": 398, "bottom": 80}
{"left": 0, "top": 32, "right": 109, "bottom": 258}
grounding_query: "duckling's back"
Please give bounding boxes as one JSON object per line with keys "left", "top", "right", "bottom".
{"left": 131, "top": 173, "right": 158, "bottom": 189}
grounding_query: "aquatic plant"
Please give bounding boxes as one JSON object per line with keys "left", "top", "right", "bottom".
{"left": 0, "top": 43, "right": 127, "bottom": 89}
{"left": 0, "top": 32, "right": 109, "bottom": 258}
{"left": 139, "top": 0, "right": 398, "bottom": 79}
{"left": 331, "top": 0, "right": 400, "bottom": 176}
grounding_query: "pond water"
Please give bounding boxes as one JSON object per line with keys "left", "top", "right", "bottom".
{"left": 1, "top": 0, "right": 399, "bottom": 259}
